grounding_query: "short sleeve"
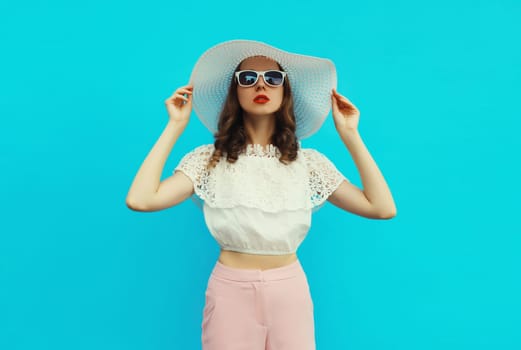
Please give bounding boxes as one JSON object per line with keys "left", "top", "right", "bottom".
{"left": 301, "top": 148, "right": 348, "bottom": 210}
{"left": 173, "top": 144, "right": 214, "bottom": 204}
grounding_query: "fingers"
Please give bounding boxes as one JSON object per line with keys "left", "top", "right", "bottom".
{"left": 331, "top": 90, "right": 347, "bottom": 109}
{"left": 332, "top": 88, "right": 348, "bottom": 102}
{"left": 173, "top": 93, "right": 190, "bottom": 103}
{"left": 165, "top": 85, "right": 194, "bottom": 105}
{"left": 176, "top": 84, "right": 193, "bottom": 91}
{"left": 165, "top": 94, "right": 189, "bottom": 105}
{"left": 173, "top": 86, "right": 193, "bottom": 98}
{"left": 331, "top": 89, "right": 360, "bottom": 117}
{"left": 331, "top": 89, "right": 356, "bottom": 109}
{"left": 176, "top": 85, "right": 193, "bottom": 95}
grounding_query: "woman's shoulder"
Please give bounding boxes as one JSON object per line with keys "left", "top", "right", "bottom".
{"left": 298, "top": 146, "right": 344, "bottom": 174}
{"left": 175, "top": 143, "right": 215, "bottom": 171}
{"left": 192, "top": 143, "right": 215, "bottom": 152}
{"left": 298, "top": 146, "right": 327, "bottom": 161}
{"left": 183, "top": 143, "right": 215, "bottom": 158}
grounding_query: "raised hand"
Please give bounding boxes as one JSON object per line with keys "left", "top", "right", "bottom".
{"left": 331, "top": 88, "right": 360, "bottom": 134}
{"left": 164, "top": 84, "right": 193, "bottom": 125}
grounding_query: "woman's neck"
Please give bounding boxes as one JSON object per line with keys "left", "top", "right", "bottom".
{"left": 243, "top": 113, "right": 276, "bottom": 146}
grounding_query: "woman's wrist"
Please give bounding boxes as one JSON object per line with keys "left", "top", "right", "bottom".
{"left": 339, "top": 128, "right": 361, "bottom": 142}
{"left": 165, "top": 119, "right": 188, "bottom": 134}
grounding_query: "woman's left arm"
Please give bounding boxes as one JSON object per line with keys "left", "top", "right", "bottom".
{"left": 327, "top": 89, "right": 397, "bottom": 219}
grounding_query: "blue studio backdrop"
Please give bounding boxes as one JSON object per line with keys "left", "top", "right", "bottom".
{"left": 1, "top": 0, "right": 520, "bottom": 349}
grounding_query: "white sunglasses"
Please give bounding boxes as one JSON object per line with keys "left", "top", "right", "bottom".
{"left": 235, "top": 70, "right": 287, "bottom": 87}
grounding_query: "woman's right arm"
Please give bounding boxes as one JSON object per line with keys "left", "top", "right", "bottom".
{"left": 125, "top": 85, "right": 195, "bottom": 212}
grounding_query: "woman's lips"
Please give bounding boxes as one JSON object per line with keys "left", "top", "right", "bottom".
{"left": 253, "top": 95, "right": 270, "bottom": 104}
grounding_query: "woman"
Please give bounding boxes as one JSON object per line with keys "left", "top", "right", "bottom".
{"left": 126, "top": 40, "right": 396, "bottom": 350}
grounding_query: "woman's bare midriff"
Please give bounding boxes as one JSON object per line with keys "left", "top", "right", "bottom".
{"left": 218, "top": 249, "right": 298, "bottom": 271}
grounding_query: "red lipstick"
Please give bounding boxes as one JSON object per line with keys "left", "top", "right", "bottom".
{"left": 253, "top": 94, "right": 270, "bottom": 104}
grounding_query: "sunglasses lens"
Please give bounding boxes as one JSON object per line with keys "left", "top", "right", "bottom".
{"left": 264, "top": 71, "right": 284, "bottom": 86}
{"left": 238, "top": 71, "right": 258, "bottom": 86}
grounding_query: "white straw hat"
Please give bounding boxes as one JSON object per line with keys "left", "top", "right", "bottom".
{"left": 189, "top": 39, "right": 337, "bottom": 140}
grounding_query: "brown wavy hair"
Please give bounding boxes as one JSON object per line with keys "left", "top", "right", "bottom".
{"left": 207, "top": 57, "right": 299, "bottom": 169}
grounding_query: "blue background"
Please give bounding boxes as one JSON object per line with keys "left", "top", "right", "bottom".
{"left": 1, "top": 0, "right": 520, "bottom": 349}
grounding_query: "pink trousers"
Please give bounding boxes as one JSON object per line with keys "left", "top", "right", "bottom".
{"left": 201, "top": 259, "right": 316, "bottom": 350}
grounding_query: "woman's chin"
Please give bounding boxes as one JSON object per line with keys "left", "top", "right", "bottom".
{"left": 243, "top": 105, "right": 280, "bottom": 117}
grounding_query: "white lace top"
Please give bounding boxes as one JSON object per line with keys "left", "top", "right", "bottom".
{"left": 173, "top": 142, "right": 348, "bottom": 255}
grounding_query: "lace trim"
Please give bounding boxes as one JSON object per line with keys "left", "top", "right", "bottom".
{"left": 243, "top": 144, "right": 281, "bottom": 158}
{"left": 301, "top": 148, "right": 348, "bottom": 207}
{"left": 174, "top": 144, "right": 347, "bottom": 212}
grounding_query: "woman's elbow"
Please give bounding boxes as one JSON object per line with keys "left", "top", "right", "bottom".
{"left": 126, "top": 196, "right": 148, "bottom": 212}
{"left": 378, "top": 207, "right": 397, "bottom": 219}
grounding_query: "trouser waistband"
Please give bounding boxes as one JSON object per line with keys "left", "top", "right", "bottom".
{"left": 211, "top": 259, "right": 303, "bottom": 282}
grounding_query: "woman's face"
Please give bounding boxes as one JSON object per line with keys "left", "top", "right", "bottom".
{"left": 236, "top": 56, "right": 284, "bottom": 117}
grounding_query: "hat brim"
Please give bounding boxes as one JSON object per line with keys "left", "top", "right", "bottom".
{"left": 189, "top": 40, "right": 337, "bottom": 139}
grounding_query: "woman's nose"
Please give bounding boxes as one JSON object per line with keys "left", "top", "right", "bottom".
{"left": 255, "top": 75, "right": 267, "bottom": 90}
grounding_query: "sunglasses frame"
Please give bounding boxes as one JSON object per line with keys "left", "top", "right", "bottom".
{"left": 235, "top": 70, "right": 287, "bottom": 87}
